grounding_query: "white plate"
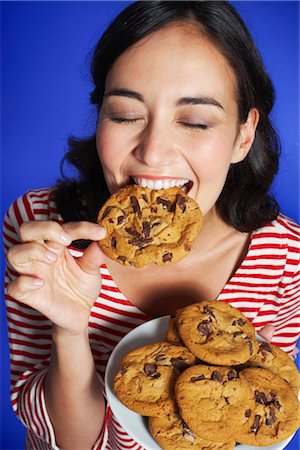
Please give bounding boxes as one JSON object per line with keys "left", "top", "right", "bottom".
{"left": 105, "top": 316, "right": 297, "bottom": 450}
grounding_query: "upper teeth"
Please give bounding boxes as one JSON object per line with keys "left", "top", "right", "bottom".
{"left": 132, "top": 177, "right": 190, "bottom": 190}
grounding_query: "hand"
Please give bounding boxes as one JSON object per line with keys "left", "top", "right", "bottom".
{"left": 6, "top": 221, "right": 106, "bottom": 334}
{"left": 257, "top": 324, "right": 275, "bottom": 342}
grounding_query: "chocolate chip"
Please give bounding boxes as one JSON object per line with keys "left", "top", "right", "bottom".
{"left": 171, "top": 357, "right": 189, "bottom": 372}
{"left": 273, "top": 400, "right": 281, "bottom": 410}
{"left": 117, "top": 256, "right": 126, "bottom": 263}
{"left": 144, "top": 363, "right": 157, "bottom": 375}
{"left": 143, "top": 363, "right": 161, "bottom": 378}
{"left": 266, "top": 406, "right": 276, "bottom": 426}
{"left": 233, "top": 331, "right": 244, "bottom": 337}
{"left": 129, "top": 237, "right": 153, "bottom": 248}
{"left": 154, "top": 354, "right": 166, "bottom": 361}
{"left": 191, "top": 374, "right": 205, "bottom": 382}
{"left": 232, "top": 319, "right": 246, "bottom": 326}
{"left": 250, "top": 415, "right": 261, "bottom": 434}
{"left": 259, "top": 342, "right": 272, "bottom": 353}
{"left": 203, "top": 306, "right": 216, "bottom": 319}
{"left": 130, "top": 196, "right": 142, "bottom": 218}
{"left": 142, "top": 221, "right": 151, "bottom": 238}
{"left": 255, "top": 390, "right": 268, "bottom": 405}
{"left": 156, "top": 197, "right": 175, "bottom": 212}
{"left": 261, "top": 351, "right": 267, "bottom": 363}
{"left": 142, "top": 194, "right": 148, "bottom": 203}
{"left": 197, "top": 320, "right": 212, "bottom": 337}
{"left": 211, "top": 371, "right": 223, "bottom": 383}
{"left": 125, "top": 227, "right": 140, "bottom": 237}
{"left": 162, "top": 252, "right": 173, "bottom": 262}
{"left": 121, "top": 367, "right": 127, "bottom": 375}
{"left": 247, "top": 338, "right": 254, "bottom": 356}
{"left": 111, "top": 237, "right": 117, "bottom": 249}
{"left": 101, "top": 206, "right": 113, "bottom": 220}
{"left": 267, "top": 392, "right": 281, "bottom": 410}
{"left": 176, "top": 194, "right": 187, "bottom": 212}
{"left": 245, "top": 409, "right": 251, "bottom": 418}
{"left": 117, "top": 215, "right": 125, "bottom": 225}
{"left": 227, "top": 369, "right": 238, "bottom": 380}
{"left": 266, "top": 392, "right": 276, "bottom": 403}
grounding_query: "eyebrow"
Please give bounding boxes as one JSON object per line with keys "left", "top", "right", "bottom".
{"left": 176, "top": 96, "right": 224, "bottom": 110}
{"left": 104, "top": 88, "right": 224, "bottom": 110}
{"left": 104, "top": 88, "right": 144, "bottom": 102}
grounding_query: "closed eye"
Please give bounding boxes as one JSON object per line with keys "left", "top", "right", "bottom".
{"left": 111, "top": 117, "right": 140, "bottom": 124}
{"left": 180, "top": 122, "right": 208, "bottom": 130}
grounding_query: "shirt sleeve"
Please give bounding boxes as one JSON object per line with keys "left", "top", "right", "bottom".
{"left": 271, "top": 229, "right": 300, "bottom": 357}
{"left": 4, "top": 192, "right": 60, "bottom": 448}
{"left": 4, "top": 191, "right": 110, "bottom": 450}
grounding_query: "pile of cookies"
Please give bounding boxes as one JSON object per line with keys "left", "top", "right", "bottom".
{"left": 114, "top": 301, "right": 300, "bottom": 449}
{"left": 97, "top": 184, "right": 202, "bottom": 267}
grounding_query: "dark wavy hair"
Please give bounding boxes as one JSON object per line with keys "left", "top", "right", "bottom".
{"left": 54, "top": 0, "right": 280, "bottom": 235}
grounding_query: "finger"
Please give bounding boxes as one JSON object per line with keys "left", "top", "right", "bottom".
{"left": 6, "top": 275, "right": 45, "bottom": 305}
{"left": 46, "top": 222, "right": 106, "bottom": 250}
{"left": 63, "top": 222, "right": 106, "bottom": 242}
{"left": 258, "top": 324, "right": 275, "bottom": 342}
{"left": 76, "top": 241, "right": 107, "bottom": 276}
{"left": 19, "top": 221, "right": 72, "bottom": 245}
{"left": 7, "top": 243, "right": 58, "bottom": 272}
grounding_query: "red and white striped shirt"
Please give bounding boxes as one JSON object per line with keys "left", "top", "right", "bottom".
{"left": 3, "top": 188, "right": 300, "bottom": 450}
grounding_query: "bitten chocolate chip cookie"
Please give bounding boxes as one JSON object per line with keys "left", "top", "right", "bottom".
{"left": 114, "top": 342, "right": 197, "bottom": 417}
{"left": 238, "top": 367, "right": 300, "bottom": 446}
{"left": 175, "top": 364, "right": 255, "bottom": 443}
{"left": 149, "top": 412, "right": 236, "bottom": 450}
{"left": 97, "top": 184, "right": 202, "bottom": 267}
{"left": 245, "top": 341, "right": 300, "bottom": 396}
{"left": 176, "top": 301, "right": 258, "bottom": 365}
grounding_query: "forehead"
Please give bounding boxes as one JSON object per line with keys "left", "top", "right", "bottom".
{"left": 105, "top": 22, "right": 238, "bottom": 108}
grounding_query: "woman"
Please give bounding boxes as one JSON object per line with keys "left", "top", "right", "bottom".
{"left": 4, "top": 1, "right": 299, "bottom": 449}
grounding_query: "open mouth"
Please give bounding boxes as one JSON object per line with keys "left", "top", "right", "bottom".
{"left": 130, "top": 176, "right": 193, "bottom": 194}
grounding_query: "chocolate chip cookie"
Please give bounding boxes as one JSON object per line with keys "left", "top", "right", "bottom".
{"left": 114, "top": 342, "right": 197, "bottom": 417}
{"left": 97, "top": 184, "right": 202, "bottom": 267}
{"left": 245, "top": 341, "right": 300, "bottom": 396}
{"left": 176, "top": 301, "right": 258, "bottom": 365}
{"left": 238, "top": 367, "right": 300, "bottom": 446}
{"left": 175, "top": 364, "right": 255, "bottom": 443}
{"left": 165, "top": 316, "right": 184, "bottom": 345}
{"left": 148, "top": 412, "right": 236, "bottom": 450}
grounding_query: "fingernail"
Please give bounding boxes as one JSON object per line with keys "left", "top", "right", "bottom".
{"left": 46, "top": 251, "right": 57, "bottom": 262}
{"left": 32, "top": 278, "right": 44, "bottom": 286}
{"left": 94, "top": 225, "right": 106, "bottom": 239}
{"left": 60, "top": 232, "right": 72, "bottom": 243}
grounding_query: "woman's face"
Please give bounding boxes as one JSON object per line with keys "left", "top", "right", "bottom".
{"left": 96, "top": 22, "right": 258, "bottom": 216}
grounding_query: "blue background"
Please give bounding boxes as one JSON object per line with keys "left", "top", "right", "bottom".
{"left": 1, "top": 1, "right": 299, "bottom": 449}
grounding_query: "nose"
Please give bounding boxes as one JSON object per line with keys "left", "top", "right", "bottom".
{"left": 134, "top": 120, "right": 179, "bottom": 167}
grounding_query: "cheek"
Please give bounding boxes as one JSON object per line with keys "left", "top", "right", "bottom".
{"left": 190, "top": 141, "right": 235, "bottom": 215}
{"left": 96, "top": 121, "right": 123, "bottom": 171}
{"left": 192, "top": 142, "right": 234, "bottom": 181}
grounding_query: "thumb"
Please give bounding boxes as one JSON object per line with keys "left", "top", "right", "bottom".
{"left": 77, "top": 242, "right": 107, "bottom": 275}
{"left": 257, "top": 324, "right": 275, "bottom": 342}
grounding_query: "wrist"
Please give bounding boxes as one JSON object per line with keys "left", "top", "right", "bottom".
{"left": 52, "top": 324, "right": 89, "bottom": 343}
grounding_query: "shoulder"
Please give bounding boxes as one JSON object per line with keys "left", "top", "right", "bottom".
{"left": 273, "top": 213, "right": 300, "bottom": 240}
{"left": 252, "top": 213, "right": 299, "bottom": 262}
{"left": 253, "top": 213, "right": 300, "bottom": 241}
{"left": 4, "top": 187, "right": 62, "bottom": 233}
